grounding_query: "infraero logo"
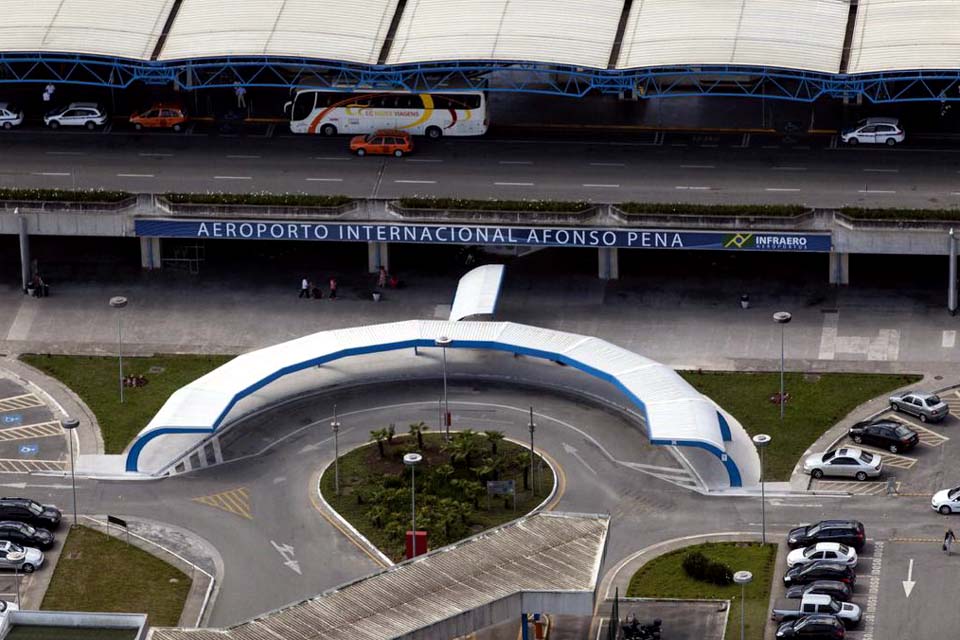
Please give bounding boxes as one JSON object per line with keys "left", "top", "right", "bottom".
{"left": 723, "top": 233, "right": 754, "bottom": 249}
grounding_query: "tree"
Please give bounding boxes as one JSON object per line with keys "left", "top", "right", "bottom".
{"left": 431, "top": 463, "right": 455, "bottom": 493}
{"left": 471, "top": 456, "right": 502, "bottom": 482}
{"left": 409, "top": 421, "right": 429, "bottom": 449}
{"left": 451, "top": 478, "right": 486, "bottom": 509}
{"left": 484, "top": 430, "right": 505, "bottom": 455}
{"left": 444, "top": 429, "right": 482, "bottom": 468}
{"left": 515, "top": 453, "right": 531, "bottom": 491}
{"left": 370, "top": 429, "right": 389, "bottom": 458}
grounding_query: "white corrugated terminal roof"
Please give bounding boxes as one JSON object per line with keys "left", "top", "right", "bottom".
{"left": 847, "top": 0, "right": 960, "bottom": 74}
{"left": 149, "top": 512, "right": 609, "bottom": 640}
{"left": 0, "top": 0, "right": 174, "bottom": 60}
{"left": 386, "top": 0, "right": 624, "bottom": 68}
{"left": 449, "top": 264, "right": 505, "bottom": 321}
{"left": 158, "top": 0, "right": 398, "bottom": 63}
{"left": 616, "top": 0, "right": 849, "bottom": 73}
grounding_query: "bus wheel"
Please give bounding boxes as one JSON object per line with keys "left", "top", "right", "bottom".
{"left": 321, "top": 124, "right": 337, "bottom": 136}
{"left": 426, "top": 126, "right": 442, "bottom": 139}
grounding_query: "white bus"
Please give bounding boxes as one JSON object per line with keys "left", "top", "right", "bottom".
{"left": 287, "top": 90, "right": 488, "bottom": 138}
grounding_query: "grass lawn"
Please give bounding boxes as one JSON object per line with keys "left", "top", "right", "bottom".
{"left": 680, "top": 371, "right": 921, "bottom": 480}
{"left": 321, "top": 431, "right": 553, "bottom": 561}
{"left": 20, "top": 354, "right": 231, "bottom": 454}
{"left": 40, "top": 526, "right": 190, "bottom": 626}
{"left": 627, "top": 542, "right": 776, "bottom": 640}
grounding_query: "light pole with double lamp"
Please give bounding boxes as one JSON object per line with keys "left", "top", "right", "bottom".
{"left": 403, "top": 452, "right": 422, "bottom": 559}
{"left": 436, "top": 336, "right": 453, "bottom": 440}
{"left": 61, "top": 418, "right": 80, "bottom": 527}
{"left": 331, "top": 405, "right": 341, "bottom": 497}
{"left": 109, "top": 296, "right": 128, "bottom": 403}
{"left": 733, "top": 570, "right": 753, "bottom": 640}
{"left": 773, "top": 311, "right": 792, "bottom": 420}
{"left": 753, "top": 433, "right": 771, "bottom": 544}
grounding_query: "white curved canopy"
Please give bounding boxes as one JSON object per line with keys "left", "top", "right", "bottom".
{"left": 449, "top": 264, "right": 505, "bottom": 321}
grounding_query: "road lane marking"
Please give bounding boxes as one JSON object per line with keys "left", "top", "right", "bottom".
{"left": 863, "top": 168, "right": 899, "bottom": 173}
{"left": 675, "top": 186, "right": 711, "bottom": 190}
{"left": 393, "top": 179, "right": 437, "bottom": 184}
{"left": 312, "top": 156, "right": 351, "bottom": 161}
{"left": 138, "top": 152, "right": 173, "bottom": 157}
{"left": 305, "top": 178, "right": 343, "bottom": 182}
{"left": 943, "top": 330, "right": 956, "bottom": 348}
{"left": 589, "top": 162, "right": 625, "bottom": 167}
{"left": 31, "top": 172, "right": 70, "bottom": 176}
{"left": 270, "top": 540, "right": 302, "bottom": 575}
{"left": 765, "top": 188, "right": 801, "bottom": 192}
{"left": 44, "top": 151, "right": 86, "bottom": 156}
{"left": 213, "top": 175, "right": 252, "bottom": 180}
{"left": 405, "top": 158, "right": 443, "bottom": 163}
{"left": 858, "top": 189, "right": 896, "bottom": 194}
{"left": 772, "top": 166, "right": 808, "bottom": 171}
{"left": 582, "top": 183, "right": 619, "bottom": 188}
{"left": 499, "top": 160, "right": 533, "bottom": 165}
{"left": 494, "top": 182, "right": 534, "bottom": 186}
{"left": 680, "top": 164, "right": 715, "bottom": 169}
{"left": 192, "top": 487, "right": 252, "bottom": 520}
{"left": 226, "top": 154, "right": 260, "bottom": 159}
{"left": 670, "top": 143, "right": 687, "bottom": 147}
{"left": 116, "top": 173, "right": 154, "bottom": 178}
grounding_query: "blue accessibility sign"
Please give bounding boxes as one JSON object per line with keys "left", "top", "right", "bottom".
{"left": 18, "top": 444, "right": 38, "bottom": 456}
{"left": 1, "top": 414, "right": 21, "bottom": 425}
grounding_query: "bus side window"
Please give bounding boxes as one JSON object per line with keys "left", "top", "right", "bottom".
{"left": 432, "top": 96, "right": 450, "bottom": 110}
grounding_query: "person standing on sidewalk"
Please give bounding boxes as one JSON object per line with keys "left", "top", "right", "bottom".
{"left": 299, "top": 277, "right": 309, "bottom": 299}
{"left": 329, "top": 277, "right": 338, "bottom": 300}
{"left": 944, "top": 529, "right": 956, "bottom": 555}
{"left": 377, "top": 266, "right": 387, "bottom": 289}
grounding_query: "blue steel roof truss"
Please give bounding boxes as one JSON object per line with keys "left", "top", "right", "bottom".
{"left": 3, "top": 53, "right": 960, "bottom": 103}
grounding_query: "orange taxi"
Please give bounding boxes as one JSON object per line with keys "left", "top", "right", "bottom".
{"left": 130, "top": 103, "right": 189, "bottom": 131}
{"left": 349, "top": 130, "right": 413, "bottom": 157}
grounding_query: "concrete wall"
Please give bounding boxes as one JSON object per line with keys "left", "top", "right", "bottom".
{"left": 4, "top": 611, "right": 148, "bottom": 640}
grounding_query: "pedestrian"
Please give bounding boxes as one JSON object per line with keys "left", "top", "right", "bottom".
{"left": 299, "top": 277, "right": 309, "bottom": 299}
{"left": 311, "top": 282, "right": 322, "bottom": 299}
{"left": 43, "top": 83, "right": 55, "bottom": 103}
{"left": 377, "top": 265, "right": 387, "bottom": 289}
{"left": 328, "top": 277, "right": 337, "bottom": 300}
{"left": 944, "top": 529, "right": 956, "bottom": 555}
{"left": 235, "top": 84, "right": 247, "bottom": 109}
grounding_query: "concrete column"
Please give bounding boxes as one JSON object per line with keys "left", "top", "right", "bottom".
{"left": 829, "top": 251, "right": 849, "bottom": 285}
{"left": 949, "top": 229, "right": 957, "bottom": 315}
{"left": 367, "top": 241, "right": 389, "bottom": 274}
{"left": 139, "top": 237, "right": 162, "bottom": 270}
{"left": 17, "top": 213, "right": 30, "bottom": 292}
{"left": 598, "top": 247, "right": 619, "bottom": 280}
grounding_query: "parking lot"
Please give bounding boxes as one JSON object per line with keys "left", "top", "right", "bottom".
{"left": 0, "top": 377, "right": 66, "bottom": 473}
{"left": 810, "top": 391, "right": 960, "bottom": 496}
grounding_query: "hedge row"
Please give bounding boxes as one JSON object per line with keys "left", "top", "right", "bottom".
{"left": 619, "top": 202, "right": 807, "bottom": 217}
{"left": 397, "top": 197, "right": 590, "bottom": 212}
{"left": 841, "top": 207, "right": 960, "bottom": 221}
{"left": 164, "top": 192, "right": 353, "bottom": 207}
{"left": 0, "top": 188, "right": 130, "bottom": 203}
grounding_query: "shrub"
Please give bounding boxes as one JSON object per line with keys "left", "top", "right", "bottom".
{"left": 705, "top": 560, "right": 733, "bottom": 586}
{"left": 840, "top": 207, "right": 960, "bottom": 221}
{"left": 397, "top": 197, "right": 590, "bottom": 212}
{"left": 164, "top": 192, "right": 352, "bottom": 207}
{"left": 681, "top": 550, "right": 732, "bottom": 585}
{"left": 0, "top": 188, "right": 130, "bottom": 203}
{"left": 619, "top": 202, "right": 806, "bottom": 217}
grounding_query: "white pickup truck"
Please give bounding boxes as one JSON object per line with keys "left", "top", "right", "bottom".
{"left": 771, "top": 593, "right": 862, "bottom": 628}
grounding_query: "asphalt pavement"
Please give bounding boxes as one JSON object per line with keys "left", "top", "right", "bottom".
{"left": 1, "top": 128, "right": 960, "bottom": 207}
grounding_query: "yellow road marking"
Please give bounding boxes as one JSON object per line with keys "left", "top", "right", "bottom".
{"left": 192, "top": 487, "right": 252, "bottom": 520}
{"left": 539, "top": 449, "right": 566, "bottom": 512}
{"left": 890, "top": 537, "right": 940, "bottom": 543}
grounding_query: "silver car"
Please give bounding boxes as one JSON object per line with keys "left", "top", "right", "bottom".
{"left": 0, "top": 103, "right": 23, "bottom": 130}
{"left": 803, "top": 447, "right": 882, "bottom": 481}
{"left": 889, "top": 391, "right": 948, "bottom": 423}
{"left": 0, "top": 540, "right": 42, "bottom": 572}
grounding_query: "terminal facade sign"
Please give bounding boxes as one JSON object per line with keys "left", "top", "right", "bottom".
{"left": 135, "top": 219, "right": 832, "bottom": 252}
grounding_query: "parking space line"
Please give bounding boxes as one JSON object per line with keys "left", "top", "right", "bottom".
{"left": 0, "top": 458, "right": 65, "bottom": 473}
{"left": 582, "top": 184, "right": 620, "bottom": 188}
{"left": 0, "top": 421, "right": 64, "bottom": 442}
{"left": 0, "top": 394, "right": 44, "bottom": 412}
{"left": 855, "top": 446, "right": 917, "bottom": 469}
{"left": 494, "top": 182, "right": 534, "bottom": 186}
{"left": 888, "top": 419, "right": 951, "bottom": 447}
{"left": 811, "top": 480, "right": 888, "bottom": 495}
{"left": 889, "top": 537, "right": 939, "bottom": 543}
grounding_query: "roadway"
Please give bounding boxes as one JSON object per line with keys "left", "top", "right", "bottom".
{"left": 1, "top": 128, "right": 959, "bottom": 208}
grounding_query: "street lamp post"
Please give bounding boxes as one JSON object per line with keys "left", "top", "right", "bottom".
{"left": 773, "top": 311, "right": 792, "bottom": 420}
{"left": 331, "top": 405, "right": 341, "bottom": 497}
{"left": 403, "top": 453, "right": 422, "bottom": 559}
{"left": 436, "top": 336, "right": 453, "bottom": 440}
{"left": 109, "top": 296, "right": 128, "bottom": 403}
{"left": 753, "top": 434, "right": 772, "bottom": 544}
{"left": 61, "top": 418, "right": 80, "bottom": 528}
{"left": 733, "top": 570, "right": 753, "bottom": 640}
{"left": 528, "top": 407, "right": 536, "bottom": 494}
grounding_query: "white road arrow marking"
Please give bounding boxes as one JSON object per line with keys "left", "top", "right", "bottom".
{"left": 902, "top": 558, "right": 915, "bottom": 598}
{"left": 561, "top": 443, "right": 597, "bottom": 475}
{"left": 271, "top": 540, "right": 302, "bottom": 575}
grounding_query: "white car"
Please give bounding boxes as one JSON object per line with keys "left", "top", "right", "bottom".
{"left": 840, "top": 117, "right": 905, "bottom": 146}
{"left": 0, "top": 540, "right": 42, "bottom": 572}
{"left": 932, "top": 486, "right": 960, "bottom": 514}
{"left": 786, "top": 542, "right": 858, "bottom": 569}
{"left": 44, "top": 102, "right": 108, "bottom": 130}
{"left": 803, "top": 447, "right": 882, "bottom": 481}
{"left": 0, "top": 103, "right": 23, "bottom": 130}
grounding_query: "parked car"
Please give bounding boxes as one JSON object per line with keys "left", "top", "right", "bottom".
{"left": 931, "top": 485, "right": 960, "bottom": 514}
{"left": 0, "top": 498, "right": 61, "bottom": 529}
{"left": 803, "top": 447, "right": 882, "bottom": 481}
{"left": 772, "top": 593, "right": 861, "bottom": 628}
{"left": 848, "top": 419, "right": 918, "bottom": 453}
{"left": 350, "top": 130, "right": 413, "bottom": 157}
{"left": 43, "top": 102, "right": 108, "bottom": 130}
{"left": 785, "top": 580, "right": 852, "bottom": 602}
{"left": 787, "top": 543, "right": 858, "bottom": 569}
{"left": 889, "top": 391, "right": 948, "bottom": 423}
{"left": 776, "top": 614, "right": 846, "bottom": 639}
{"left": 0, "top": 103, "right": 23, "bottom": 129}
{"left": 130, "top": 103, "right": 188, "bottom": 131}
{"left": 788, "top": 521, "right": 866, "bottom": 551}
{"left": 0, "top": 521, "right": 53, "bottom": 550}
{"left": 783, "top": 561, "right": 856, "bottom": 586}
{"left": 0, "top": 540, "right": 43, "bottom": 573}
{"left": 840, "top": 117, "right": 904, "bottom": 146}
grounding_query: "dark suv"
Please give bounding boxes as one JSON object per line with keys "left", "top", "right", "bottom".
{"left": 788, "top": 521, "right": 866, "bottom": 551}
{"left": 0, "top": 498, "right": 61, "bottom": 529}
{"left": 783, "top": 561, "right": 856, "bottom": 587}
{"left": 776, "top": 614, "right": 845, "bottom": 639}
{"left": 0, "top": 521, "right": 54, "bottom": 550}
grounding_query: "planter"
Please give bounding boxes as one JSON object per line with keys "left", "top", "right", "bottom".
{"left": 157, "top": 197, "right": 357, "bottom": 219}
